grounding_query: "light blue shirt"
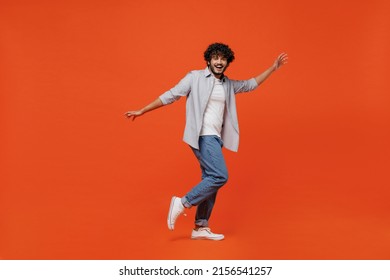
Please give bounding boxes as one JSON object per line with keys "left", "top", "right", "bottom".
{"left": 159, "top": 67, "right": 258, "bottom": 152}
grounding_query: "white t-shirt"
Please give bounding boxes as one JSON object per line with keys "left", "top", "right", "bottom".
{"left": 200, "top": 78, "right": 226, "bottom": 137}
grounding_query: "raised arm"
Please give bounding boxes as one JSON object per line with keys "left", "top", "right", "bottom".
{"left": 254, "top": 53, "right": 288, "bottom": 85}
{"left": 124, "top": 97, "right": 163, "bottom": 121}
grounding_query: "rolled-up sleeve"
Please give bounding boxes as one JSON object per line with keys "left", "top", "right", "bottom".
{"left": 231, "top": 78, "right": 258, "bottom": 94}
{"left": 159, "top": 72, "right": 193, "bottom": 105}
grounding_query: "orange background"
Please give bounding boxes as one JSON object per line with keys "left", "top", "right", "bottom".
{"left": 1, "top": 0, "right": 389, "bottom": 259}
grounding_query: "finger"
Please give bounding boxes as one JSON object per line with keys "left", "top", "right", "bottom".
{"left": 125, "top": 111, "right": 136, "bottom": 117}
{"left": 280, "top": 54, "right": 288, "bottom": 63}
{"left": 279, "top": 53, "right": 288, "bottom": 59}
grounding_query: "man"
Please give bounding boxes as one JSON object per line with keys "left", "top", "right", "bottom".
{"left": 125, "top": 43, "right": 288, "bottom": 241}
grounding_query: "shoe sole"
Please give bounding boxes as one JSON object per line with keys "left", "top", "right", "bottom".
{"left": 191, "top": 236, "right": 225, "bottom": 241}
{"left": 167, "top": 196, "right": 177, "bottom": 231}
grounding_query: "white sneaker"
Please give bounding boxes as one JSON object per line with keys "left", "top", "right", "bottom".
{"left": 191, "top": 227, "right": 224, "bottom": 241}
{"left": 167, "top": 196, "right": 185, "bottom": 230}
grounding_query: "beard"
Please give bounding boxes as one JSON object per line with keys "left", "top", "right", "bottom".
{"left": 209, "top": 64, "right": 227, "bottom": 77}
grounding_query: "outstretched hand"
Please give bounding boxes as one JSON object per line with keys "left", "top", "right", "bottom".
{"left": 124, "top": 98, "right": 163, "bottom": 122}
{"left": 124, "top": 110, "right": 143, "bottom": 121}
{"left": 273, "top": 53, "right": 288, "bottom": 70}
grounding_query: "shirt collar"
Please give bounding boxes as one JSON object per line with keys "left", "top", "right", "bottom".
{"left": 204, "top": 66, "right": 212, "bottom": 77}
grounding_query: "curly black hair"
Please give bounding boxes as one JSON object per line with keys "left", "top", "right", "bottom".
{"left": 204, "top": 43, "right": 235, "bottom": 65}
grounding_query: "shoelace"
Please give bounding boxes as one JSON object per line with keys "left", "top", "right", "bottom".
{"left": 197, "top": 227, "right": 211, "bottom": 232}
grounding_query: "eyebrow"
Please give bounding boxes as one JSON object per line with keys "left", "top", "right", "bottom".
{"left": 212, "top": 54, "right": 227, "bottom": 59}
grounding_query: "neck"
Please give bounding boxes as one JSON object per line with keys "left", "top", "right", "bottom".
{"left": 208, "top": 67, "right": 223, "bottom": 79}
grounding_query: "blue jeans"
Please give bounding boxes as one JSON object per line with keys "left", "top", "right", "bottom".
{"left": 182, "top": 135, "right": 229, "bottom": 227}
